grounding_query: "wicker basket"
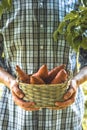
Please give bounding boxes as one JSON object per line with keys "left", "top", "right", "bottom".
{"left": 19, "top": 80, "right": 70, "bottom": 108}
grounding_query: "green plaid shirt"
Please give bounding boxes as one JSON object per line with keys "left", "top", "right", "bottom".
{"left": 0, "top": 0, "right": 85, "bottom": 130}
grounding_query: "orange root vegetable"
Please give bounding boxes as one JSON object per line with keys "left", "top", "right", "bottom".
{"left": 46, "top": 64, "right": 66, "bottom": 83}
{"left": 51, "top": 69, "right": 68, "bottom": 84}
{"left": 30, "top": 75, "right": 45, "bottom": 84}
{"left": 35, "top": 64, "right": 48, "bottom": 81}
{"left": 16, "top": 65, "right": 30, "bottom": 83}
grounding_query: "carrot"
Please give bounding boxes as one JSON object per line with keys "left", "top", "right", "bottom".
{"left": 35, "top": 64, "right": 48, "bottom": 81}
{"left": 51, "top": 69, "right": 68, "bottom": 84}
{"left": 16, "top": 65, "right": 30, "bottom": 83}
{"left": 46, "top": 64, "right": 66, "bottom": 83}
{"left": 30, "top": 75, "right": 45, "bottom": 84}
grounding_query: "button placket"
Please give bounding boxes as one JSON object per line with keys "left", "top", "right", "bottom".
{"left": 39, "top": 0, "right": 44, "bottom": 51}
{"left": 38, "top": 0, "right": 44, "bottom": 28}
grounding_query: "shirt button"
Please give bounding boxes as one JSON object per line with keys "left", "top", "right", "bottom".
{"left": 40, "top": 24, "right": 44, "bottom": 28}
{"left": 40, "top": 46, "right": 44, "bottom": 50}
{"left": 39, "top": 2, "right": 43, "bottom": 8}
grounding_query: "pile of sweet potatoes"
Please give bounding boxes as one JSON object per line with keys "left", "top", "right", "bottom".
{"left": 16, "top": 64, "right": 68, "bottom": 84}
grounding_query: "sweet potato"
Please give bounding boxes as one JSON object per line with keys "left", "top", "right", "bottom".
{"left": 16, "top": 65, "right": 30, "bottom": 83}
{"left": 35, "top": 64, "right": 48, "bottom": 81}
{"left": 51, "top": 69, "right": 68, "bottom": 84}
{"left": 30, "top": 75, "right": 45, "bottom": 84}
{"left": 46, "top": 64, "right": 66, "bottom": 83}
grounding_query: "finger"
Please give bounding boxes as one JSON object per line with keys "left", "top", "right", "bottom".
{"left": 55, "top": 93, "right": 76, "bottom": 107}
{"left": 19, "top": 106, "right": 40, "bottom": 111}
{"left": 12, "top": 91, "right": 35, "bottom": 108}
{"left": 48, "top": 106, "right": 67, "bottom": 110}
{"left": 64, "top": 87, "right": 76, "bottom": 100}
{"left": 12, "top": 85, "right": 24, "bottom": 98}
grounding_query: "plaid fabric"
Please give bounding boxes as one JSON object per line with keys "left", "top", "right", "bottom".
{"left": 0, "top": 0, "right": 85, "bottom": 130}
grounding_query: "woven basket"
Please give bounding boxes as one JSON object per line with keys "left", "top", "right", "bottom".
{"left": 19, "top": 80, "right": 70, "bottom": 108}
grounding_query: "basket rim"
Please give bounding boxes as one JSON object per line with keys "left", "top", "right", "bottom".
{"left": 19, "top": 80, "right": 69, "bottom": 87}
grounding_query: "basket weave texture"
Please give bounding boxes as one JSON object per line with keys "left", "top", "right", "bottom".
{"left": 19, "top": 80, "right": 69, "bottom": 108}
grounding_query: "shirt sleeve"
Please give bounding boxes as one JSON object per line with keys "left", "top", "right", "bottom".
{"left": 78, "top": 48, "right": 87, "bottom": 69}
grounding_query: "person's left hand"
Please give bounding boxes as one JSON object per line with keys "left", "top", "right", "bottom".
{"left": 49, "top": 79, "right": 78, "bottom": 110}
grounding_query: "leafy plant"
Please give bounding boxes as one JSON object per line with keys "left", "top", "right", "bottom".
{"left": 0, "top": 0, "right": 12, "bottom": 18}
{"left": 78, "top": 0, "right": 87, "bottom": 6}
{"left": 53, "top": 6, "right": 87, "bottom": 52}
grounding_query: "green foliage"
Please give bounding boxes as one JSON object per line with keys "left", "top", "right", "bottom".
{"left": 79, "top": 0, "right": 87, "bottom": 6}
{"left": 0, "top": 0, "right": 12, "bottom": 18}
{"left": 53, "top": 6, "right": 87, "bottom": 52}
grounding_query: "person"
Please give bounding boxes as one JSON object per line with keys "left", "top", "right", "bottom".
{"left": 0, "top": 0, "right": 86, "bottom": 129}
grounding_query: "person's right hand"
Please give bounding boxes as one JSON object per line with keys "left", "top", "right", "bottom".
{"left": 10, "top": 79, "right": 24, "bottom": 98}
{"left": 10, "top": 79, "right": 40, "bottom": 111}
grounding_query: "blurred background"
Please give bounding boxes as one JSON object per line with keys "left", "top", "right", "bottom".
{"left": 82, "top": 82, "right": 87, "bottom": 130}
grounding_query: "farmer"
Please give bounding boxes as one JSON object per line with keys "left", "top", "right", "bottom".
{"left": 0, "top": 0, "right": 86, "bottom": 130}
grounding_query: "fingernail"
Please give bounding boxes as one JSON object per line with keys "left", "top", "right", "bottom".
{"left": 19, "top": 94, "right": 24, "bottom": 98}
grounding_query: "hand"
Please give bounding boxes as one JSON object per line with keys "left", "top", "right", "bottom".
{"left": 10, "top": 80, "right": 40, "bottom": 111}
{"left": 49, "top": 66, "right": 87, "bottom": 110}
{"left": 12, "top": 91, "right": 40, "bottom": 111}
{"left": 54, "top": 79, "right": 78, "bottom": 110}
{"left": 10, "top": 79, "right": 25, "bottom": 99}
